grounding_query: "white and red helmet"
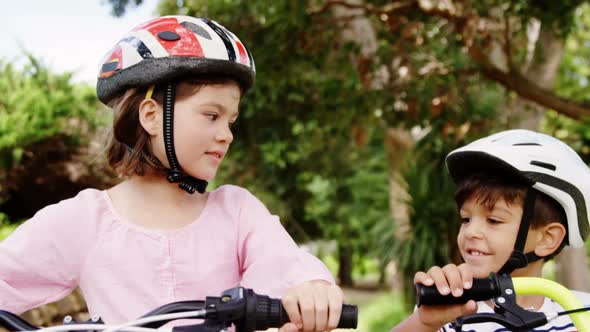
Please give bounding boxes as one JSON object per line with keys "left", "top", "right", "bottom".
{"left": 446, "top": 129, "right": 590, "bottom": 248}
{"left": 97, "top": 15, "right": 255, "bottom": 104}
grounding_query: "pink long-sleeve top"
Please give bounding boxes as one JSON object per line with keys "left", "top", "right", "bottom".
{"left": 0, "top": 185, "right": 334, "bottom": 323}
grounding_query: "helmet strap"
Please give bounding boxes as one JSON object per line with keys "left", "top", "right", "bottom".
{"left": 161, "top": 83, "right": 208, "bottom": 194}
{"left": 498, "top": 188, "right": 543, "bottom": 275}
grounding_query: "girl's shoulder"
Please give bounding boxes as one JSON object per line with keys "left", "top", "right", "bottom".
{"left": 4, "top": 189, "right": 108, "bottom": 250}
{"left": 207, "top": 185, "right": 273, "bottom": 220}
{"left": 29, "top": 188, "right": 109, "bottom": 227}
{"left": 35, "top": 188, "right": 104, "bottom": 212}
{"left": 209, "top": 184, "right": 257, "bottom": 206}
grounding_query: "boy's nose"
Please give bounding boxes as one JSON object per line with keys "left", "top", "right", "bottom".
{"left": 463, "top": 219, "right": 485, "bottom": 238}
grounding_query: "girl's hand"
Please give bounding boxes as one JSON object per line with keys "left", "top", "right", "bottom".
{"left": 414, "top": 263, "right": 477, "bottom": 329}
{"left": 279, "top": 280, "right": 343, "bottom": 332}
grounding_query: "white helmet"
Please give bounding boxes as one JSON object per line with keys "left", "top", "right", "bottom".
{"left": 446, "top": 129, "right": 590, "bottom": 248}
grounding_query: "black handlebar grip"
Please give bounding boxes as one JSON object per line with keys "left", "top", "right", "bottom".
{"left": 249, "top": 290, "right": 358, "bottom": 331}
{"left": 277, "top": 304, "right": 358, "bottom": 329}
{"left": 415, "top": 277, "right": 501, "bottom": 306}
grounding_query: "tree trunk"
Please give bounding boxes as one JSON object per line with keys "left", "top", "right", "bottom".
{"left": 502, "top": 21, "right": 565, "bottom": 130}
{"left": 384, "top": 128, "right": 414, "bottom": 240}
{"left": 338, "top": 243, "right": 354, "bottom": 287}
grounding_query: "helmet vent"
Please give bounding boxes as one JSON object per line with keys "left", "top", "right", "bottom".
{"left": 530, "top": 160, "right": 556, "bottom": 171}
{"left": 157, "top": 31, "right": 181, "bottom": 41}
{"left": 513, "top": 143, "right": 541, "bottom": 146}
{"left": 101, "top": 61, "right": 119, "bottom": 73}
{"left": 181, "top": 22, "right": 212, "bottom": 40}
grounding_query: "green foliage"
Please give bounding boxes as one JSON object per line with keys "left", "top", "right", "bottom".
{"left": 379, "top": 139, "right": 459, "bottom": 307}
{"left": 556, "top": 3, "right": 590, "bottom": 104}
{"left": 108, "top": 0, "right": 590, "bottom": 290}
{"left": 505, "top": 0, "right": 586, "bottom": 36}
{"left": 0, "top": 224, "right": 18, "bottom": 241}
{"left": 0, "top": 213, "right": 18, "bottom": 240}
{"left": 542, "top": 4, "right": 590, "bottom": 162}
{"left": 0, "top": 55, "right": 102, "bottom": 169}
{"left": 361, "top": 291, "right": 409, "bottom": 332}
{"left": 0, "top": 54, "right": 108, "bottom": 218}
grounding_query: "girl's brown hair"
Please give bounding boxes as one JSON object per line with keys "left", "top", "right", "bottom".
{"left": 105, "top": 77, "right": 242, "bottom": 177}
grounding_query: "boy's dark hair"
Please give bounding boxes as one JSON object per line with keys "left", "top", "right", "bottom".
{"left": 455, "top": 173, "right": 568, "bottom": 260}
{"left": 105, "top": 77, "right": 241, "bottom": 177}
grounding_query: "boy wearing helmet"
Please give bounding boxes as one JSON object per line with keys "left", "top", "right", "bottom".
{"left": 392, "top": 129, "right": 590, "bottom": 332}
{"left": 0, "top": 16, "right": 343, "bottom": 332}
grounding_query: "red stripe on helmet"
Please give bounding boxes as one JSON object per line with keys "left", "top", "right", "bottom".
{"left": 138, "top": 17, "right": 204, "bottom": 57}
{"left": 235, "top": 41, "right": 249, "bottom": 66}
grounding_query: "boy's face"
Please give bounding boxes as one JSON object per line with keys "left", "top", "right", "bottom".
{"left": 457, "top": 196, "right": 538, "bottom": 278}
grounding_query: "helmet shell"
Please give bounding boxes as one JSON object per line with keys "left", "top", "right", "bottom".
{"left": 446, "top": 129, "right": 590, "bottom": 247}
{"left": 97, "top": 15, "right": 255, "bottom": 104}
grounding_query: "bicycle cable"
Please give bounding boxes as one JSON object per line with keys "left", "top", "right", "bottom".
{"left": 557, "top": 306, "right": 590, "bottom": 317}
{"left": 100, "top": 310, "right": 207, "bottom": 332}
{"left": 39, "top": 325, "right": 159, "bottom": 332}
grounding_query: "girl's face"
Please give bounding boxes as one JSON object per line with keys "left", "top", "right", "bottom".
{"left": 457, "top": 196, "right": 539, "bottom": 278}
{"left": 153, "top": 82, "right": 241, "bottom": 181}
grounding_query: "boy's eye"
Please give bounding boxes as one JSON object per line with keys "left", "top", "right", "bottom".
{"left": 487, "top": 218, "right": 502, "bottom": 224}
{"left": 460, "top": 217, "right": 470, "bottom": 224}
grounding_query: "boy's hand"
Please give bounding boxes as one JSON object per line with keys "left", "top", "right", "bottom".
{"left": 414, "top": 263, "right": 478, "bottom": 329}
{"left": 279, "top": 280, "right": 343, "bottom": 332}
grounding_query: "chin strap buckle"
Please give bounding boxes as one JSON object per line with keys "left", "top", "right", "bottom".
{"left": 166, "top": 169, "right": 208, "bottom": 194}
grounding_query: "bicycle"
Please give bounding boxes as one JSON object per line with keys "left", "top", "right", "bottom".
{"left": 416, "top": 273, "right": 590, "bottom": 331}
{"left": 0, "top": 287, "right": 358, "bottom": 332}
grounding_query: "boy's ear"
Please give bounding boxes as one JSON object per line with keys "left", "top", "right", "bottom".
{"left": 533, "top": 222, "right": 567, "bottom": 257}
{"left": 138, "top": 99, "right": 161, "bottom": 136}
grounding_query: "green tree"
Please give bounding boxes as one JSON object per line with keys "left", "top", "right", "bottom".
{"left": 109, "top": 0, "right": 590, "bottom": 293}
{"left": 0, "top": 54, "right": 113, "bottom": 222}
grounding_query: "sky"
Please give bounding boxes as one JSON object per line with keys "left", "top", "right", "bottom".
{"left": 0, "top": 0, "right": 160, "bottom": 85}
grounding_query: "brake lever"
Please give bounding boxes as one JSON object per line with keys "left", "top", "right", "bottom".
{"left": 453, "top": 308, "right": 547, "bottom": 332}
{"left": 453, "top": 274, "right": 548, "bottom": 332}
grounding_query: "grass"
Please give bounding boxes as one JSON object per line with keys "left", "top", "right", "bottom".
{"left": 355, "top": 290, "right": 409, "bottom": 332}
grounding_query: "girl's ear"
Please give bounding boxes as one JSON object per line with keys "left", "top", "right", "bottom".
{"left": 138, "top": 98, "right": 161, "bottom": 136}
{"left": 533, "top": 222, "right": 567, "bottom": 258}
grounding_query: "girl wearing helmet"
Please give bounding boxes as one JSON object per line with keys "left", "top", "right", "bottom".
{"left": 0, "top": 16, "right": 343, "bottom": 332}
{"left": 392, "top": 129, "right": 590, "bottom": 332}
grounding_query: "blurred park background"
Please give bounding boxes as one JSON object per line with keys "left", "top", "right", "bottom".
{"left": 1, "top": 0, "right": 590, "bottom": 331}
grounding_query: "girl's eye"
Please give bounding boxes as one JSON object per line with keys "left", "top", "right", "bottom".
{"left": 487, "top": 218, "right": 502, "bottom": 224}
{"left": 205, "top": 113, "right": 218, "bottom": 121}
{"left": 460, "top": 217, "right": 470, "bottom": 224}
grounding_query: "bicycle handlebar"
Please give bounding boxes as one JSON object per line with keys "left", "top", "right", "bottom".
{"left": 416, "top": 276, "right": 501, "bottom": 306}
{"left": 415, "top": 273, "right": 590, "bottom": 332}
{"left": 0, "top": 287, "right": 358, "bottom": 332}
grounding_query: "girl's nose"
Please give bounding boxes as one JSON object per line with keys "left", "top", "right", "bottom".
{"left": 216, "top": 123, "right": 234, "bottom": 144}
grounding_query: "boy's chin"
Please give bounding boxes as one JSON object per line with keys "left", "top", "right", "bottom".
{"left": 472, "top": 271, "right": 494, "bottom": 279}
{"left": 464, "top": 264, "right": 495, "bottom": 279}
